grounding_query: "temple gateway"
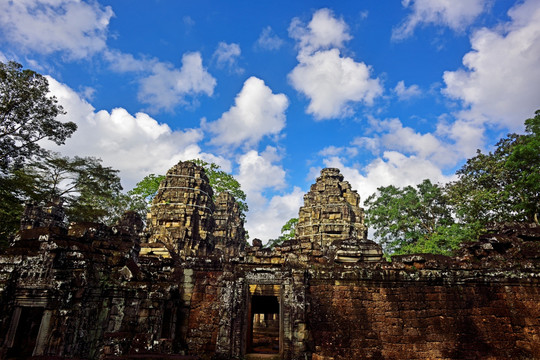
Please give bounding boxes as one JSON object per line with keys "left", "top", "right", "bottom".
{"left": 0, "top": 161, "right": 539, "bottom": 359}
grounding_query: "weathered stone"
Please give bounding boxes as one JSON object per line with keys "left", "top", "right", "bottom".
{"left": 0, "top": 163, "right": 539, "bottom": 360}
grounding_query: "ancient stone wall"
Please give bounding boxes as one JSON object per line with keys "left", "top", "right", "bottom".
{"left": 308, "top": 279, "right": 540, "bottom": 360}
{"left": 1, "top": 162, "right": 539, "bottom": 360}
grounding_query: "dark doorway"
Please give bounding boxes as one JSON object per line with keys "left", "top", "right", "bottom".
{"left": 6, "top": 307, "right": 44, "bottom": 358}
{"left": 248, "top": 295, "right": 279, "bottom": 354}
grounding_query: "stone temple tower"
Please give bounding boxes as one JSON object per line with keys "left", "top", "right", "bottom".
{"left": 146, "top": 161, "right": 215, "bottom": 257}
{"left": 296, "top": 168, "right": 367, "bottom": 246}
{"left": 295, "top": 168, "right": 381, "bottom": 262}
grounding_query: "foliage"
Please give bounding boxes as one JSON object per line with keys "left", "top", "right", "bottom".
{"left": 0, "top": 62, "right": 77, "bottom": 249}
{"left": 0, "top": 170, "right": 36, "bottom": 249}
{"left": 129, "top": 159, "right": 249, "bottom": 221}
{"left": 190, "top": 159, "right": 249, "bottom": 216}
{"left": 281, "top": 217, "right": 298, "bottom": 241}
{"left": 23, "top": 152, "right": 129, "bottom": 224}
{"left": 447, "top": 110, "right": 540, "bottom": 225}
{"left": 364, "top": 179, "right": 473, "bottom": 255}
{"left": 0, "top": 61, "right": 76, "bottom": 171}
{"left": 128, "top": 173, "right": 165, "bottom": 203}
{"left": 265, "top": 217, "right": 298, "bottom": 248}
{"left": 364, "top": 110, "right": 540, "bottom": 256}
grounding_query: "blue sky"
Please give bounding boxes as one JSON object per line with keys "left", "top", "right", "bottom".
{"left": 1, "top": 0, "right": 539, "bottom": 241}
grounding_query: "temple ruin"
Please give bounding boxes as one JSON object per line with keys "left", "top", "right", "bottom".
{"left": 0, "top": 161, "right": 539, "bottom": 359}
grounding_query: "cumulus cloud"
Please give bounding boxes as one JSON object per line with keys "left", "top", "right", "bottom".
{"left": 237, "top": 148, "right": 286, "bottom": 200}
{"left": 256, "top": 26, "right": 284, "bottom": 51}
{"left": 289, "top": 8, "right": 352, "bottom": 57}
{"left": 44, "top": 76, "right": 229, "bottom": 189}
{"left": 235, "top": 148, "right": 302, "bottom": 241}
{"left": 0, "top": 0, "right": 113, "bottom": 59}
{"left": 103, "top": 50, "right": 217, "bottom": 112}
{"left": 290, "top": 49, "right": 383, "bottom": 119}
{"left": 103, "top": 49, "right": 154, "bottom": 73}
{"left": 288, "top": 9, "right": 382, "bottom": 120}
{"left": 213, "top": 42, "right": 243, "bottom": 73}
{"left": 137, "top": 52, "right": 216, "bottom": 112}
{"left": 436, "top": 117, "right": 487, "bottom": 159}
{"left": 313, "top": 115, "right": 466, "bottom": 206}
{"left": 392, "top": 0, "right": 488, "bottom": 40}
{"left": 443, "top": 0, "right": 540, "bottom": 132}
{"left": 207, "top": 77, "right": 288, "bottom": 149}
{"left": 394, "top": 80, "right": 421, "bottom": 100}
{"left": 246, "top": 187, "right": 304, "bottom": 243}
{"left": 353, "top": 118, "right": 456, "bottom": 166}
{"left": 318, "top": 145, "right": 358, "bottom": 158}
{"left": 319, "top": 154, "right": 455, "bottom": 207}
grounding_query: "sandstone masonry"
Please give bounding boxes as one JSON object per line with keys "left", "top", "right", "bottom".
{"left": 0, "top": 161, "right": 539, "bottom": 360}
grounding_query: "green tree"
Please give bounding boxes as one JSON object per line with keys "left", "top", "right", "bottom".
{"left": 364, "top": 179, "right": 471, "bottom": 255}
{"left": 265, "top": 217, "right": 298, "bottom": 248}
{"left": 128, "top": 173, "right": 165, "bottom": 204}
{"left": 0, "top": 61, "right": 76, "bottom": 171}
{"left": 0, "top": 61, "right": 77, "bottom": 249}
{"left": 129, "top": 159, "right": 249, "bottom": 220}
{"left": 447, "top": 110, "right": 540, "bottom": 225}
{"left": 0, "top": 170, "right": 36, "bottom": 249}
{"left": 191, "top": 159, "right": 248, "bottom": 216}
{"left": 24, "top": 152, "right": 128, "bottom": 224}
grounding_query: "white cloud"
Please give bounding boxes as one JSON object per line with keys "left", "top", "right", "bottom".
{"left": 138, "top": 52, "right": 216, "bottom": 112}
{"left": 436, "top": 117, "right": 487, "bottom": 158}
{"left": 393, "top": 0, "right": 488, "bottom": 40}
{"left": 394, "top": 80, "right": 421, "bottom": 100}
{"left": 256, "top": 26, "right": 284, "bottom": 51}
{"left": 353, "top": 118, "right": 457, "bottom": 166}
{"left": 103, "top": 50, "right": 217, "bottom": 112}
{"left": 443, "top": 0, "right": 540, "bottom": 131}
{"left": 246, "top": 187, "right": 304, "bottom": 243}
{"left": 321, "top": 153, "right": 455, "bottom": 206}
{"left": 318, "top": 145, "right": 358, "bottom": 158}
{"left": 236, "top": 148, "right": 286, "bottom": 200}
{"left": 103, "top": 49, "right": 154, "bottom": 73}
{"left": 289, "top": 9, "right": 382, "bottom": 120}
{"left": 213, "top": 42, "right": 243, "bottom": 73}
{"left": 289, "top": 8, "right": 352, "bottom": 58}
{"left": 207, "top": 77, "right": 288, "bottom": 149}
{"left": 44, "top": 76, "right": 229, "bottom": 189}
{"left": 289, "top": 49, "right": 382, "bottom": 119}
{"left": 235, "top": 148, "right": 302, "bottom": 241}
{"left": 0, "top": 0, "right": 113, "bottom": 59}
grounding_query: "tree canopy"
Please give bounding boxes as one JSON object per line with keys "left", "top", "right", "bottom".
{"left": 129, "top": 159, "right": 249, "bottom": 220}
{"left": 0, "top": 61, "right": 77, "bottom": 171}
{"left": 364, "top": 110, "right": 540, "bottom": 256}
{"left": 364, "top": 180, "right": 473, "bottom": 255}
{"left": 23, "top": 152, "right": 131, "bottom": 224}
{"left": 0, "top": 62, "right": 137, "bottom": 248}
{"left": 265, "top": 217, "right": 298, "bottom": 249}
{"left": 447, "top": 110, "right": 540, "bottom": 225}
